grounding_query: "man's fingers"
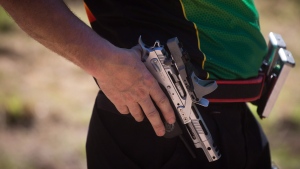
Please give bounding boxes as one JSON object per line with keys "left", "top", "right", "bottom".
{"left": 115, "top": 104, "right": 130, "bottom": 115}
{"left": 149, "top": 84, "right": 176, "bottom": 124}
{"left": 138, "top": 98, "right": 165, "bottom": 136}
{"left": 127, "top": 102, "right": 144, "bottom": 122}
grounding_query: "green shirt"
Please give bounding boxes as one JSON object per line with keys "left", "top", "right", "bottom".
{"left": 180, "top": 0, "right": 267, "bottom": 79}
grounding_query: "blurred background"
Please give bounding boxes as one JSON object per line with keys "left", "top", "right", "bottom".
{"left": 0, "top": 0, "right": 299, "bottom": 169}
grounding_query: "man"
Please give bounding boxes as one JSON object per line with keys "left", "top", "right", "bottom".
{"left": 0, "top": 0, "right": 272, "bottom": 168}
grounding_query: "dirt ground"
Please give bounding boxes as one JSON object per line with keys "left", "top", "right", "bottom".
{"left": 0, "top": 1, "right": 300, "bottom": 169}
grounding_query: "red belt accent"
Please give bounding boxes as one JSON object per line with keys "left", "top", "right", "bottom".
{"left": 206, "top": 73, "right": 265, "bottom": 103}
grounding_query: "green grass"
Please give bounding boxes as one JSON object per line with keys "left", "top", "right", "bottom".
{"left": 272, "top": 147, "right": 300, "bottom": 169}
{"left": 0, "top": 6, "right": 16, "bottom": 32}
{"left": 3, "top": 95, "right": 24, "bottom": 117}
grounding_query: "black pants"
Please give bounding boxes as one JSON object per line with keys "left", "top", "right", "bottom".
{"left": 86, "top": 91, "right": 271, "bottom": 169}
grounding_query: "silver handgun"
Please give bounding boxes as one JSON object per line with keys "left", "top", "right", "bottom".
{"left": 139, "top": 37, "right": 221, "bottom": 162}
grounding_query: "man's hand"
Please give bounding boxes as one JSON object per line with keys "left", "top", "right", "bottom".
{"left": 96, "top": 46, "right": 176, "bottom": 136}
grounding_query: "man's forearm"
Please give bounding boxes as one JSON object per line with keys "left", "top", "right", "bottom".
{"left": 0, "top": 0, "right": 117, "bottom": 79}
